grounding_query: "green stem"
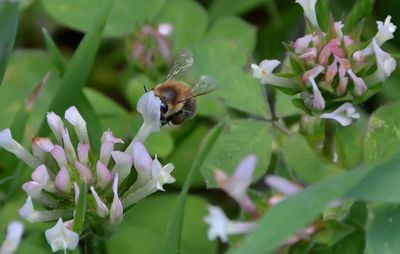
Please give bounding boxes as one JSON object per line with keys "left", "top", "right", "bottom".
{"left": 80, "top": 234, "right": 96, "bottom": 254}
{"left": 322, "top": 119, "right": 336, "bottom": 162}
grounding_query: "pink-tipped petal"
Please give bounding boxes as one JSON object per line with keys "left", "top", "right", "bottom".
{"left": 96, "top": 161, "right": 112, "bottom": 189}
{"left": 77, "top": 143, "right": 90, "bottom": 165}
{"left": 55, "top": 167, "right": 71, "bottom": 194}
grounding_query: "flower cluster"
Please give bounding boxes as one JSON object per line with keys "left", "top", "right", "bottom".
{"left": 204, "top": 156, "right": 323, "bottom": 245}
{"left": 130, "top": 22, "right": 174, "bottom": 68}
{"left": 0, "top": 92, "right": 175, "bottom": 253}
{"left": 252, "top": 0, "right": 396, "bottom": 127}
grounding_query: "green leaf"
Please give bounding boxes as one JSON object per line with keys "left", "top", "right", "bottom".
{"left": 158, "top": 0, "right": 208, "bottom": 53}
{"left": 0, "top": 0, "right": 19, "bottom": 86}
{"left": 42, "top": 28, "right": 66, "bottom": 75}
{"left": 37, "top": 0, "right": 113, "bottom": 136}
{"left": 144, "top": 131, "right": 174, "bottom": 158}
{"left": 109, "top": 195, "right": 215, "bottom": 254}
{"left": 366, "top": 204, "right": 400, "bottom": 254}
{"left": 229, "top": 156, "right": 397, "bottom": 254}
{"left": 72, "top": 181, "right": 88, "bottom": 234}
{"left": 316, "top": 0, "right": 329, "bottom": 31}
{"left": 201, "top": 119, "right": 272, "bottom": 187}
{"left": 41, "top": 0, "right": 166, "bottom": 37}
{"left": 209, "top": 0, "right": 265, "bottom": 19}
{"left": 363, "top": 102, "right": 400, "bottom": 163}
{"left": 316, "top": 220, "right": 355, "bottom": 247}
{"left": 161, "top": 122, "right": 224, "bottom": 254}
{"left": 283, "top": 133, "right": 343, "bottom": 183}
{"left": 191, "top": 40, "right": 268, "bottom": 116}
{"left": 344, "top": 0, "right": 375, "bottom": 33}
{"left": 206, "top": 16, "right": 256, "bottom": 52}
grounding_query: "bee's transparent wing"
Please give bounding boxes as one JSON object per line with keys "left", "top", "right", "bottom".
{"left": 178, "top": 75, "right": 219, "bottom": 103}
{"left": 165, "top": 48, "right": 194, "bottom": 81}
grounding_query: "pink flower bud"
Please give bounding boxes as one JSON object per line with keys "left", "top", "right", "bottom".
{"left": 110, "top": 174, "right": 123, "bottom": 225}
{"left": 90, "top": 186, "right": 109, "bottom": 218}
{"left": 96, "top": 161, "right": 112, "bottom": 189}
{"left": 75, "top": 161, "right": 93, "bottom": 183}
{"left": 55, "top": 167, "right": 71, "bottom": 194}
{"left": 77, "top": 143, "right": 90, "bottom": 165}
{"left": 51, "top": 145, "right": 68, "bottom": 168}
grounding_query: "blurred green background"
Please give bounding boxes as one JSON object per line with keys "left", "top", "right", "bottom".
{"left": 0, "top": 0, "right": 399, "bottom": 253}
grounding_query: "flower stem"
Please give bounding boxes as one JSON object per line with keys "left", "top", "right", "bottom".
{"left": 79, "top": 234, "right": 96, "bottom": 254}
{"left": 321, "top": 119, "right": 336, "bottom": 162}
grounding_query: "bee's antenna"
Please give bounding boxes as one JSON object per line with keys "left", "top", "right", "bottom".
{"left": 143, "top": 85, "right": 148, "bottom": 92}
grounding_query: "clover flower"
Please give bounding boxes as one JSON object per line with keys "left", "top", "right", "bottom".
{"left": 251, "top": 6, "right": 396, "bottom": 126}
{"left": 130, "top": 22, "right": 174, "bottom": 67}
{"left": 0, "top": 221, "right": 24, "bottom": 254}
{"left": 0, "top": 100, "right": 174, "bottom": 252}
{"left": 204, "top": 206, "right": 257, "bottom": 243}
{"left": 213, "top": 155, "right": 259, "bottom": 217}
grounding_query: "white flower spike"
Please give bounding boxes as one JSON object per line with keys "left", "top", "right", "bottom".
{"left": 366, "top": 40, "right": 397, "bottom": 84}
{"left": 251, "top": 60, "right": 292, "bottom": 87}
{"left": 0, "top": 221, "right": 24, "bottom": 254}
{"left": 295, "top": 0, "right": 319, "bottom": 27}
{"left": 45, "top": 218, "right": 79, "bottom": 253}
{"left": 204, "top": 205, "right": 257, "bottom": 243}
{"left": 320, "top": 103, "right": 360, "bottom": 127}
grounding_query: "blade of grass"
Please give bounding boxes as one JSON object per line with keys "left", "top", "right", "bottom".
{"left": 42, "top": 28, "right": 67, "bottom": 76}
{"left": 344, "top": 0, "right": 375, "bottom": 33}
{"left": 37, "top": 0, "right": 113, "bottom": 136}
{"left": 41, "top": 27, "right": 103, "bottom": 150}
{"left": 161, "top": 121, "right": 225, "bottom": 254}
{"left": 228, "top": 156, "right": 400, "bottom": 254}
{"left": 0, "top": 0, "right": 19, "bottom": 86}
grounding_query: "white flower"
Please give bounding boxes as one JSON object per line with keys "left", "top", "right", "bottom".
{"left": 158, "top": 23, "right": 173, "bottom": 36}
{"left": 65, "top": 106, "right": 89, "bottom": 144}
{"left": 295, "top": 0, "right": 318, "bottom": 27}
{"left": 96, "top": 161, "right": 112, "bottom": 189}
{"left": 214, "top": 155, "right": 258, "bottom": 216}
{"left": 122, "top": 156, "right": 175, "bottom": 207}
{"left": 251, "top": 60, "right": 292, "bottom": 87}
{"left": 130, "top": 142, "right": 153, "bottom": 191}
{"left": 110, "top": 174, "right": 123, "bottom": 225}
{"left": 46, "top": 112, "right": 64, "bottom": 144}
{"left": 22, "top": 164, "right": 51, "bottom": 199}
{"left": 320, "top": 103, "right": 360, "bottom": 127}
{"left": 45, "top": 218, "right": 79, "bottom": 253}
{"left": 0, "top": 129, "right": 40, "bottom": 169}
{"left": 265, "top": 175, "right": 302, "bottom": 196}
{"left": 55, "top": 167, "right": 71, "bottom": 194}
{"left": 294, "top": 34, "right": 313, "bottom": 54}
{"left": 19, "top": 197, "right": 41, "bottom": 223}
{"left": 111, "top": 151, "right": 133, "bottom": 184}
{"left": 90, "top": 186, "right": 109, "bottom": 218}
{"left": 334, "top": 21, "right": 344, "bottom": 39}
{"left": 370, "top": 39, "right": 397, "bottom": 83}
{"left": 126, "top": 91, "right": 162, "bottom": 153}
{"left": 204, "top": 206, "right": 257, "bottom": 243}
{"left": 99, "top": 131, "right": 123, "bottom": 166}
{"left": 0, "top": 221, "right": 24, "bottom": 254}
{"left": 309, "top": 77, "right": 325, "bottom": 111}
{"left": 375, "top": 15, "right": 397, "bottom": 46}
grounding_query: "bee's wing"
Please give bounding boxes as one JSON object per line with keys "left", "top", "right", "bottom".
{"left": 165, "top": 48, "right": 194, "bottom": 82}
{"left": 178, "top": 75, "right": 219, "bottom": 103}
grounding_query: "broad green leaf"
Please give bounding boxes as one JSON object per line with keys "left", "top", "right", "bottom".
{"left": 344, "top": 0, "right": 375, "bottom": 33}
{"left": 191, "top": 40, "right": 268, "bottom": 116}
{"left": 38, "top": 0, "right": 113, "bottom": 136}
{"left": 41, "top": 0, "right": 166, "bottom": 37}
{"left": 161, "top": 122, "right": 224, "bottom": 254}
{"left": 109, "top": 195, "right": 216, "bottom": 254}
{"left": 126, "top": 74, "right": 153, "bottom": 110}
{"left": 145, "top": 131, "right": 174, "bottom": 158}
{"left": 335, "top": 113, "right": 367, "bottom": 168}
{"left": 84, "top": 87, "right": 127, "bottom": 116}
{"left": 158, "top": 0, "right": 208, "bottom": 53}
{"left": 206, "top": 16, "right": 256, "bottom": 52}
{"left": 363, "top": 102, "right": 400, "bottom": 163}
{"left": 345, "top": 153, "right": 400, "bottom": 203}
{"left": 316, "top": 0, "right": 329, "bottom": 31}
{"left": 366, "top": 204, "right": 400, "bottom": 254}
{"left": 283, "top": 133, "right": 343, "bottom": 183}
{"left": 201, "top": 119, "right": 272, "bottom": 187}
{"left": 229, "top": 155, "right": 397, "bottom": 254}
{"left": 209, "top": 0, "right": 265, "bottom": 19}
{"left": 0, "top": 0, "right": 19, "bottom": 86}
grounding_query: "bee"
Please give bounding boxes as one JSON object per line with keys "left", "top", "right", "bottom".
{"left": 153, "top": 48, "right": 219, "bottom": 126}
